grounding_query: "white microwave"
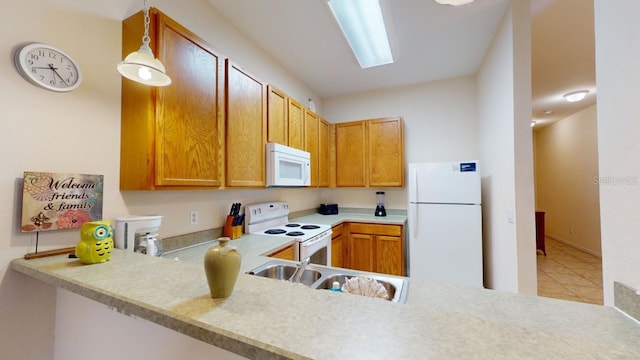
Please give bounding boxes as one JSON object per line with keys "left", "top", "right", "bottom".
{"left": 266, "top": 142, "right": 311, "bottom": 187}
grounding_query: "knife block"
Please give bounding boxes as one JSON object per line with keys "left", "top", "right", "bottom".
{"left": 222, "top": 216, "right": 242, "bottom": 239}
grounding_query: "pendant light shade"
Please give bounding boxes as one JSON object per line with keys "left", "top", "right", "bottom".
{"left": 117, "top": 0, "right": 171, "bottom": 87}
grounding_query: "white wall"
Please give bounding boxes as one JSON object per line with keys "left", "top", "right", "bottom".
{"left": 55, "top": 289, "right": 246, "bottom": 360}
{"left": 322, "top": 76, "right": 479, "bottom": 207}
{"left": 477, "top": 0, "right": 537, "bottom": 294}
{"left": 594, "top": 0, "right": 640, "bottom": 305}
{"left": 534, "top": 105, "right": 601, "bottom": 256}
{"left": 323, "top": 76, "right": 479, "bottom": 163}
{"left": 0, "top": 0, "right": 323, "bottom": 358}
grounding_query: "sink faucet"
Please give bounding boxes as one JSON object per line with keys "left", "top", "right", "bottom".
{"left": 289, "top": 256, "right": 311, "bottom": 283}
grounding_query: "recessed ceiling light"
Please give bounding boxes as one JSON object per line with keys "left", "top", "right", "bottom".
{"left": 435, "top": 0, "right": 475, "bottom": 5}
{"left": 328, "top": 0, "right": 394, "bottom": 69}
{"left": 563, "top": 90, "right": 589, "bottom": 103}
{"left": 542, "top": 110, "right": 553, "bottom": 116}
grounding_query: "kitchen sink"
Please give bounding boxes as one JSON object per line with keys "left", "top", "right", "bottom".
{"left": 247, "top": 263, "right": 322, "bottom": 287}
{"left": 314, "top": 274, "right": 401, "bottom": 302}
{"left": 247, "top": 260, "right": 408, "bottom": 303}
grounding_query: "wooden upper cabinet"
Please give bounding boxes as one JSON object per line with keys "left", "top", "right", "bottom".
{"left": 288, "top": 98, "right": 305, "bottom": 150}
{"left": 225, "top": 61, "right": 267, "bottom": 187}
{"left": 304, "top": 109, "right": 320, "bottom": 187}
{"left": 120, "top": 8, "right": 225, "bottom": 190}
{"left": 334, "top": 117, "right": 404, "bottom": 188}
{"left": 335, "top": 121, "right": 367, "bottom": 187}
{"left": 368, "top": 117, "right": 404, "bottom": 187}
{"left": 318, "top": 118, "right": 330, "bottom": 187}
{"left": 267, "top": 85, "right": 287, "bottom": 145}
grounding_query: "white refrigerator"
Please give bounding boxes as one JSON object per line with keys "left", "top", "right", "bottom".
{"left": 407, "top": 161, "right": 483, "bottom": 288}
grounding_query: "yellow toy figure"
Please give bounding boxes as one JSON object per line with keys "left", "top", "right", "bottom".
{"left": 75, "top": 221, "right": 114, "bottom": 264}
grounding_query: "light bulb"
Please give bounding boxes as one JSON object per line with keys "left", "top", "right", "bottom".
{"left": 138, "top": 67, "right": 152, "bottom": 80}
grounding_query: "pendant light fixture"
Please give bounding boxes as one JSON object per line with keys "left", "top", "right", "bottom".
{"left": 117, "top": 0, "right": 171, "bottom": 86}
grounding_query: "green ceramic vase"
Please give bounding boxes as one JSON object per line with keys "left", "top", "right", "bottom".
{"left": 204, "top": 237, "right": 241, "bottom": 298}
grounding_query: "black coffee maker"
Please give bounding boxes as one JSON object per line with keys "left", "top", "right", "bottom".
{"left": 375, "top": 191, "right": 386, "bottom": 217}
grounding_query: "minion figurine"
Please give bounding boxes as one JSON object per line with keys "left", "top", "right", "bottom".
{"left": 75, "top": 221, "right": 114, "bottom": 264}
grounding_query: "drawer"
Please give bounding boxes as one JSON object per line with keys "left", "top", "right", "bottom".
{"left": 349, "top": 223, "right": 402, "bottom": 236}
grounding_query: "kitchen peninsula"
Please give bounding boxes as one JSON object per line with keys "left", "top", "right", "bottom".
{"left": 10, "top": 214, "right": 640, "bottom": 359}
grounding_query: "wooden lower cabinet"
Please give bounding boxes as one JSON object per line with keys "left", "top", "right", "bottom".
{"left": 349, "top": 233, "right": 374, "bottom": 272}
{"left": 331, "top": 224, "right": 346, "bottom": 268}
{"left": 347, "top": 222, "right": 405, "bottom": 276}
{"left": 269, "top": 244, "right": 294, "bottom": 260}
{"left": 375, "top": 235, "right": 404, "bottom": 276}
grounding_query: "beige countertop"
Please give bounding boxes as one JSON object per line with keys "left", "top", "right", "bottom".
{"left": 10, "top": 213, "right": 640, "bottom": 360}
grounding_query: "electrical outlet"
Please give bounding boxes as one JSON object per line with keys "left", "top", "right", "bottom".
{"left": 190, "top": 210, "right": 199, "bottom": 225}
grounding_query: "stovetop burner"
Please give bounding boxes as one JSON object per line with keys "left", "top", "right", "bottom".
{"left": 265, "top": 229, "right": 287, "bottom": 235}
{"left": 245, "top": 201, "right": 331, "bottom": 242}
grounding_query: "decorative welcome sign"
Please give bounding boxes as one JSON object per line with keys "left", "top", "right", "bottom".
{"left": 21, "top": 172, "right": 104, "bottom": 232}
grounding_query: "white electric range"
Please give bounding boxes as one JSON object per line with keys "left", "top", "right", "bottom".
{"left": 245, "top": 201, "right": 331, "bottom": 266}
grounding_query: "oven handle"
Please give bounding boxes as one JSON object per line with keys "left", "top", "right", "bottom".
{"left": 301, "top": 233, "right": 330, "bottom": 248}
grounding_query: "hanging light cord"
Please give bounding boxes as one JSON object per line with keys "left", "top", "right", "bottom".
{"left": 141, "top": 0, "right": 151, "bottom": 48}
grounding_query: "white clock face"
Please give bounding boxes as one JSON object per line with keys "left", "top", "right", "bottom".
{"left": 14, "top": 43, "right": 82, "bottom": 92}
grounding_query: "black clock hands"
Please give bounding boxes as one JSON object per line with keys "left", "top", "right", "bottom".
{"left": 48, "top": 63, "right": 69, "bottom": 86}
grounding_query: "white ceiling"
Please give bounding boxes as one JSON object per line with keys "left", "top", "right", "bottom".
{"left": 206, "top": 0, "right": 596, "bottom": 127}
{"left": 531, "top": 0, "right": 595, "bottom": 126}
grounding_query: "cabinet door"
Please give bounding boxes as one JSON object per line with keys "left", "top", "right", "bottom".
{"left": 304, "top": 109, "right": 319, "bottom": 187}
{"left": 349, "top": 233, "right": 374, "bottom": 272}
{"left": 269, "top": 244, "right": 294, "bottom": 260}
{"left": 335, "top": 121, "right": 367, "bottom": 187}
{"left": 155, "top": 15, "right": 224, "bottom": 187}
{"left": 375, "top": 235, "right": 404, "bottom": 276}
{"left": 267, "top": 85, "right": 287, "bottom": 145}
{"left": 225, "top": 61, "right": 267, "bottom": 187}
{"left": 368, "top": 117, "right": 404, "bottom": 187}
{"left": 319, "top": 118, "right": 330, "bottom": 187}
{"left": 331, "top": 224, "right": 345, "bottom": 268}
{"left": 288, "top": 99, "right": 305, "bottom": 150}
{"left": 120, "top": 9, "right": 225, "bottom": 190}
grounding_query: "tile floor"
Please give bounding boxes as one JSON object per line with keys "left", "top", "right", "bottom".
{"left": 537, "top": 237, "right": 603, "bottom": 305}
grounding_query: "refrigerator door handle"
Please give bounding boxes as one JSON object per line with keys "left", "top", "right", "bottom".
{"left": 411, "top": 167, "right": 419, "bottom": 238}
{"left": 412, "top": 204, "right": 419, "bottom": 239}
{"left": 413, "top": 167, "right": 419, "bottom": 200}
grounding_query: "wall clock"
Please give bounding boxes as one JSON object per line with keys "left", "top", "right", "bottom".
{"left": 14, "top": 42, "right": 82, "bottom": 92}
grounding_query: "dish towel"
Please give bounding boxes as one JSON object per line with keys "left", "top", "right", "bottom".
{"left": 341, "top": 276, "right": 389, "bottom": 300}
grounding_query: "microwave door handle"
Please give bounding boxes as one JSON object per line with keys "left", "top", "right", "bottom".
{"left": 305, "top": 162, "right": 310, "bottom": 183}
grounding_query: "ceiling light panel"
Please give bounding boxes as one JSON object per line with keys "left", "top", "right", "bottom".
{"left": 328, "top": 0, "right": 394, "bottom": 68}
{"left": 435, "top": 0, "right": 475, "bottom": 6}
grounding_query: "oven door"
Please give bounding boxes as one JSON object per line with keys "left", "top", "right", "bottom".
{"left": 295, "top": 231, "right": 331, "bottom": 266}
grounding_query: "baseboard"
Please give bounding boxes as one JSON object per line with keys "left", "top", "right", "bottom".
{"left": 546, "top": 233, "right": 602, "bottom": 258}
